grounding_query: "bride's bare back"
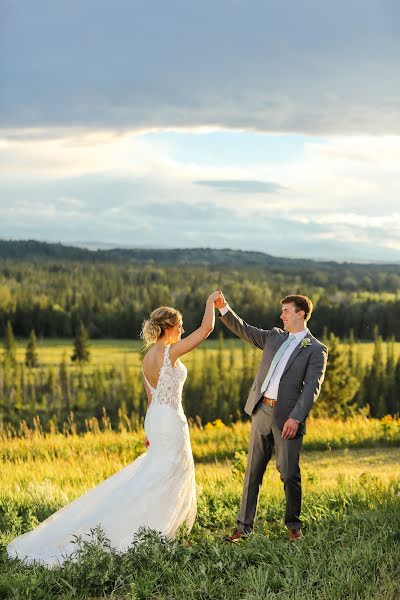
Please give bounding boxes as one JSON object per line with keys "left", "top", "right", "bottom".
{"left": 142, "top": 345, "right": 167, "bottom": 390}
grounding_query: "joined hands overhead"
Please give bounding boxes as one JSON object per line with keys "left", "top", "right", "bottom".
{"left": 211, "top": 289, "right": 227, "bottom": 310}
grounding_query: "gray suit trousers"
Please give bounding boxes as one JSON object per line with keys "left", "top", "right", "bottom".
{"left": 237, "top": 402, "right": 303, "bottom": 532}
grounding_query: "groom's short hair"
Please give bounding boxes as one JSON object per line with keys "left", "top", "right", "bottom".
{"left": 280, "top": 295, "right": 313, "bottom": 321}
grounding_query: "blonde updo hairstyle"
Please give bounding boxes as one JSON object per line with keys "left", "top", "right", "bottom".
{"left": 140, "top": 306, "right": 182, "bottom": 348}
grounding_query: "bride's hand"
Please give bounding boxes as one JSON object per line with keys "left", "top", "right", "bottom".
{"left": 213, "top": 290, "right": 226, "bottom": 309}
{"left": 207, "top": 290, "right": 222, "bottom": 304}
{"left": 144, "top": 437, "right": 150, "bottom": 449}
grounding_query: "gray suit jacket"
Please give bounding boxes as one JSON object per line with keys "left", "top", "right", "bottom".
{"left": 219, "top": 307, "right": 328, "bottom": 434}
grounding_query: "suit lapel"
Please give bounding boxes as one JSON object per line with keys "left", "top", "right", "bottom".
{"left": 281, "top": 330, "right": 313, "bottom": 377}
{"left": 281, "top": 345, "right": 303, "bottom": 377}
{"left": 274, "top": 333, "right": 289, "bottom": 351}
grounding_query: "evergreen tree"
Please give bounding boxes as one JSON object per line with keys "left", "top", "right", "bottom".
{"left": 71, "top": 321, "right": 90, "bottom": 364}
{"left": 362, "top": 332, "right": 386, "bottom": 417}
{"left": 184, "top": 348, "right": 202, "bottom": 421}
{"left": 227, "top": 341, "right": 241, "bottom": 421}
{"left": 26, "top": 368, "right": 37, "bottom": 421}
{"left": 201, "top": 348, "right": 219, "bottom": 423}
{"left": 314, "top": 333, "right": 360, "bottom": 417}
{"left": 354, "top": 345, "right": 364, "bottom": 381}
{"left": 347, "top": 329, "right": 355, "bottom": 373}
{"left": 385, "top": 338, "right": 398, "bottom": 415}
{"left": 12, "top": 364, "right": 23, "bottom": 420}
{"left": 59, "top": 352, "right": 71, "bottom": 415}
{"left": 393, "top": 358, "right": 400, "bottom": 415}
{"left": 3, "top": 320, "right": 17, "bottom": 366}
{"left": 216, "top": 332, "right": 226, "bottom": 420}
{"left": 25, "top": 329, "right": 39, "bottom": 367}
{"left": 240, "top": 342, "right": 253, "bottom": 400}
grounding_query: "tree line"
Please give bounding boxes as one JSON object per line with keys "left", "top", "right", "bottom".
{"left": 1, "top": 256, "right": 400, "bottom": 340}
{"left": 1, "top": 331, "right": 399, "bottom": 435}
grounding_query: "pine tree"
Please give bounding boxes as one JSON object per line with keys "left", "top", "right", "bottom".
{"left": 3, "top": 320, "right": 17, "bottom": 365}
{"left": 27, "top": 368, "right": 37, "bottom": 421}
{"left": 201, "top": 348, "right": 219, "bottom": 423}
{"left": 364, "top": 332, "right": 386, "bottom": 417}
{"left": 314, "top": 333, "right": 360, "bottom": 417}
{"left": 185, "top": 347, "right": 202, "bottom": 421}
{"left": 347, "top": 329, "right": 355, "bottom": 373}
{"left": 59, "top": 352, "right": 71, "bottom": 415}
{"left": 71, "top": 321, "right": 90, "bottom": 364}
{"left": 240, "top": 342, "right": 253, "bottom": 400}
{"left": 216, "top": 332, "right": 226, "bottom": 421}
{"left": 393, "top": 358, "right": 400, "bottom": 415}
{"left": 25, "top": 329, "right": 39, "bottom": 367}
{"left": 354, "top": 344, "right": 364, "bottom": 381}
{"left": 385, "top": 337, "right": 397, "bottom": 415}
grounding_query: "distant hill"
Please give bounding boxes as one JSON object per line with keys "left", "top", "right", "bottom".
{"left": 0, "top": 239, "right": 97, "bottom": 261}
{"left": 0, "top": 238, "right": 306, "bottom": 265}
{"left": 1, "top": 238, "right": 398, "bottom": 271}
{"left": 1, "top": 238, "right": 400, "bottom": 342}
{"left": 105, "top": 246, "right": 308, "bottom": 266}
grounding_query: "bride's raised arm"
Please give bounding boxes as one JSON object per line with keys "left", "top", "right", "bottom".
{"left": 169, "top": 291, "right": 220, "bottom": 364}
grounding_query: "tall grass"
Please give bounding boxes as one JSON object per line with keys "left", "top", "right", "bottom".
{"left": 1, "top": 416, "right": 399, "bottom": 464}
{"left": 0, "top": 444, "right": 399, "bottom": 599}
{"left": 1, "top": 417, "right": 400, "bottom": 599}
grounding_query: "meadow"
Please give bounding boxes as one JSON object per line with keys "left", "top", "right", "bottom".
{"left": 0, "top": 418, "right": 400, "bottom": 599}
{"left": 9, "top": 337, "right": 400, "bottom": 369}
{"left": 1, "top": 334, "right": 399, "bottom": 437}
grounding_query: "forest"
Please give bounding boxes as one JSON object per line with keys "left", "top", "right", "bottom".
{"left": 0, "top": 333, "right": 399, "bottom": 433}
{"left": 1, "top": 240, "right": 400, "bottom": 430}
{"left": 0, "top": 240, "right": 400, "bottom": 340}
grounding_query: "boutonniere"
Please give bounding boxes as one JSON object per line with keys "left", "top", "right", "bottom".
{"left": 300, "top": 337, "right": 311, "bottom": 349}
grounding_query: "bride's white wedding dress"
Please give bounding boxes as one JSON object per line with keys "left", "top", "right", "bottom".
{"left": 7, "top": 346, "right": 196, "bottom": 567}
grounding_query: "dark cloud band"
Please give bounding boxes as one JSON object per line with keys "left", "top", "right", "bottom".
{"left": 1, "top": 1, "right": 399, "bottom": 133}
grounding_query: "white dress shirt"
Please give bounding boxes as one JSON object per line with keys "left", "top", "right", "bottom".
{"left": 264, "top": 328, "right": 308, "bottom": 399}
{"left": 220, "top": 304, "right": 308, "bottom": 400}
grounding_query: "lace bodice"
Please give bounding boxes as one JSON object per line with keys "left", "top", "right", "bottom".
{"left": 143, "top": 346, "right": 187, "bottom": 412}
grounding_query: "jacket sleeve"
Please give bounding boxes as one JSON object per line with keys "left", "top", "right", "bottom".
{"left": 218, "top": 305, "right": 272, "bottom": 350}
{"left": 289, "top": 345, "right": 328, "bottom": 423}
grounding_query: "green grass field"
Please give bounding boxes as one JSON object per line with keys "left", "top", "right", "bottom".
{"left": 10, "top": 337, "right": 400, "bottom": 370}
{"left": 0, "top": 419, "right": 399, "bottom": 599}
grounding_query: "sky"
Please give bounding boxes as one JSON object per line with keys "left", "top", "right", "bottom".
{"left": 1, "top": 0, "right": 399, "bottom": 262}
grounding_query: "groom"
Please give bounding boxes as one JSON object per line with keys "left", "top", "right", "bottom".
{"left": 216, "top": 291, "right": 328, "bottom": 541}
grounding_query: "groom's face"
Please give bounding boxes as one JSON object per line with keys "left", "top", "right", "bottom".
{"left": 280, "top": 302, "right": 304, "bottom": 332}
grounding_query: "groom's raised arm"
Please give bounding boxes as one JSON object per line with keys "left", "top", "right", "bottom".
{"left": 218, "top": 303, "right": 271, "bottom": 350}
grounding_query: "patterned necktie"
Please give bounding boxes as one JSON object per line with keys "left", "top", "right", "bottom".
{"left": 260, "top": 334, "right": 296, "bottom": 394}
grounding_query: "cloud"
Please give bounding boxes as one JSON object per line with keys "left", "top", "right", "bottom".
{"left": 194, "top": 179, "right": 286, "bottom": 194}
{"left": 285, "top": 211, "right": 400, "bottom": 259}
{"left": 0, "top": 130, "right": 176, "bottom": 178}
{"left": 301, "top": 213, "right": 400, "bottom": 231}
{"left": 1, "top": 128, "right": 399, "bottom": 261}
{"left": 1, "top": 1, "right": 399, "bottom": 134}
{"left": 2, "top": 198, "right": 399, "bottom": 262}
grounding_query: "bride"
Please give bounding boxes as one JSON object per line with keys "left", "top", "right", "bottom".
{"left": 7, "top": 291, "right": 221, "bottom": 567}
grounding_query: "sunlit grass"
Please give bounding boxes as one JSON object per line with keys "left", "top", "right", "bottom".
{"left": 1, "top": 420, "right": 399, "bottom": 599}
{"left": 11, "top": 337, "right": 400, "bottom": 371}
{"left": 2, "top": 416, "right": 400, "bottom": 455}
